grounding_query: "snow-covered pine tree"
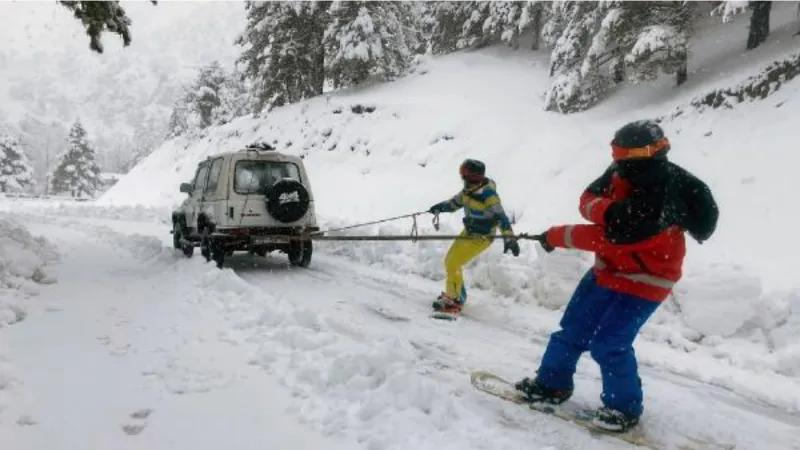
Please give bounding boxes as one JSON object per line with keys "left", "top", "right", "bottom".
{"left": 324, "top": 1, "right": 420, "bottom": 89}
{"left": 213, "top": 67, "right": 253, "bottom": 126}
{"left": 165, "top": 95, "right": 189, "bottom": 140}
{"left": 58, "top": 1, "right": 156, "bottom": 53}
{"left": 611, "top": 2, "right": 694, "bottom": 86}
{"left": 544, "top": 1, "right": 694, "bottom": 113}
{"left": 0, "top": 131, "right": 36, "bottom": 194}
{"left": 430, "top": 1, "right": 545, "bottom": 53}
{"left": 186, "top": 61, "right": 227, "bottom": 130}
{"left": 49, "top": 120, "right": 102, "bottom": 199}
{"left": 428, "top": 2, "right": 471, "bottom": 54}
{"left": 236, "top": 1, "right": 329, "bottom": 112}
{"left": 165, "top": 65, "right": 252, "bottom": 139}
{"left": 461, "top": 1, "right": 544, "bottom": 50}
{"left": 542, "top": 1, "right": 616, "bottom": 113}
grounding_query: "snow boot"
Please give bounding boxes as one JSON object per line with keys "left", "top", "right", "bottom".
{"left": 592, "top": 407, "right": 640, "bottom": 433}
{"left": 514, "top": 377, "right": 572, "bottom": 405}
{"left": 432, "top": 293, "right": 462, "bottom": 314}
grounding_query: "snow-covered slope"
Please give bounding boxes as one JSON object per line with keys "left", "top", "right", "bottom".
{"left": 1, "top": 204, "right": 799, "bottom": 450}
{"left": 98, "top": 1, "right": 800, "bottom": 381}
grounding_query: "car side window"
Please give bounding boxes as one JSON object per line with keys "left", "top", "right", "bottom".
{"left": 205, "top": 158, "right": 224, "bottom": 194}
{"left": 194, "top": 163, "right": 210, "bottom": 193}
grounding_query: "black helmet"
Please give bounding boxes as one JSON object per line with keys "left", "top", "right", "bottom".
{"left": 611, "top": 120, "right": 670, "bottom": 161}
{"left": 460, "top": 159, "right": 486, "bottom": 183}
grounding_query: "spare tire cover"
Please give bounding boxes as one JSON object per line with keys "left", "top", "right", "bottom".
{"left": 265, "top": 179, "right": 310, "bottom": 223}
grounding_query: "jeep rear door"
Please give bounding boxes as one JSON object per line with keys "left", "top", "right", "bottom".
{"left": 229, "top": 158, "right": 303, "bottom": 227}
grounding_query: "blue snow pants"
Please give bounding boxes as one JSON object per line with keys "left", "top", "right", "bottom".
{"left": 534, "top": 270, "right": 660, "bottom": 418}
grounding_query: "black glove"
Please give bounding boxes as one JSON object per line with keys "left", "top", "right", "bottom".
{"left": 503, "top": 235, "right": 520, "bottom": 257}
{"left": 428, "top": 202, "right": 447, "bottom": 214}
{"left": 528, "top": 232, "right": 555, "bottom": 253}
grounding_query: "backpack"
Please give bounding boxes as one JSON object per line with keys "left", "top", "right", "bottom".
{"left": 667, "top": 164, "right": 719, "bottom": 244}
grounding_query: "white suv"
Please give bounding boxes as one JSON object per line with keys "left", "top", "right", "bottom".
{"left": 171, "top": 142, "right": 318, "bottom": 268}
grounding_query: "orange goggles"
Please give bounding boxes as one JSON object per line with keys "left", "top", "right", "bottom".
{"left": 611, "top": 138, "right": 670, "bottom": 161}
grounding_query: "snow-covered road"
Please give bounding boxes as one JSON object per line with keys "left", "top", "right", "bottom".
{"left": 1, "top": 210, "right": 798, "bottom": 450}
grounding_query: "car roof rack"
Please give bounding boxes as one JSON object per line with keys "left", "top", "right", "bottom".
{"left": 243, "top": 141, "right": 275, "bottom": 151}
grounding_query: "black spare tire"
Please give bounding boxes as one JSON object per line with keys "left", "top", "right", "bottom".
{"left": 265, "top": 179, "right": 310, "bottom": 223}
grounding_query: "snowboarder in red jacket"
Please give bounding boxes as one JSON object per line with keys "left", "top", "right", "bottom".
{"left": 516, "top": 120, "right": 718, "bottom": 432}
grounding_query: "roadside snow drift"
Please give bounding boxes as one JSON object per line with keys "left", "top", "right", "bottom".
{"left": 0, "top": 213, "right": 58, "bottom": 327}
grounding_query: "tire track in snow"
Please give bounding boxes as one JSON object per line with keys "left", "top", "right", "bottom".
{"left": 0, "top": 215, "right": 355, "bottom": 450}
{"left": 10, "top": 211, "right": 799, "bottom": 450}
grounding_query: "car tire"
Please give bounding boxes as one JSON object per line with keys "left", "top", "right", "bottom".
{"left": 265, "top": 179, "right": 310, "bottom": 223}
{"left": 288, "top": 240, "right": 312, "bottom": 268}
{"left": 174, "top": 220, "right": 193, "bottom": 258}
{"left": 200, "top": 227, "right": 212, "bottom": 261}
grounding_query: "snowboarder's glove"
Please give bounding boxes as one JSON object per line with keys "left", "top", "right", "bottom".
{"left": 429, "top": 202, "right": 448, "bottom": 214}
{"left": 529, "top": 232, "right": 555, "bottom": 253}
{"left": 503, "top": 235, "right": 520, "bottom": 257}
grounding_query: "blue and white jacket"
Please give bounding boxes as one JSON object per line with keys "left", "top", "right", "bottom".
{"left": 433, "top": 178, "right": 513, "bottom": 236}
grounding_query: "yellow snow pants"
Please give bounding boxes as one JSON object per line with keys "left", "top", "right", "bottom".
{"left": 444, "top": 229, "right": 494, "bottom": 301}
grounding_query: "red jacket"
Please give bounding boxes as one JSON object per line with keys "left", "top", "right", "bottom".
{"left": 546, "top": 172, "right": 686, "bottom": 302}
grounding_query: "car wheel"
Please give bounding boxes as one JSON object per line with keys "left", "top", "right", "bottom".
{"left": 174, "top": 221, "right": 193, "bottom": 258}
{"left": 212, "top": 244, "right": 225, "bottom": 269}
{"left": 200, "top": 227, "right": 212, "bottom": 261}
{"left": 288, "top": 240, "right": 312, "bottom": 268}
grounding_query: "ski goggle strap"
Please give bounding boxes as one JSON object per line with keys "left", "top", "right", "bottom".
{"left": 611, "top": 138, "right": 670, "bottom": 161}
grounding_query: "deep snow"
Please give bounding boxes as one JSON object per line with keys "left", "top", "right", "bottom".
{"left": 0, "top": 205, "right": 798, "bottom": 450}
{"left": 97, "top": 1, "right": 800, "bottom": 390}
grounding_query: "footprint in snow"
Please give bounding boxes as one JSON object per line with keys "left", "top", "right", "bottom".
{"left": 121, "top": 408, "right": 153, "bottom": 436}
{"left": 16, "top": 415, "right": 36, "bottom": 426}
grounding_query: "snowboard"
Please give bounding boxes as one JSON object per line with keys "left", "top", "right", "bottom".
{"left": 470, "top": 371, "right": 731, "bottom": 450}
{"left": 430, "top": 311, "right": 458, "bottom": 321}
{"left": 470, "top": 370, "right": 658, "bottom": 448}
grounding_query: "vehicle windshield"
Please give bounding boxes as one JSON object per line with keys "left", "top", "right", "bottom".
{"left": 233, "top": 160, "right": 301, "bottom": 194}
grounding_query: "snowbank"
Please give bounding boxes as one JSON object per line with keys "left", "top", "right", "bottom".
{"left": 0, "top": 196, "right": 170, "bottom": 225}
{"left": 0, "top": 213, "right": 59, "bottom": 327}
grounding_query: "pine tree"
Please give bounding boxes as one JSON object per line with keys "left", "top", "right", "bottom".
{"left": 545, "top": 0, "right": 621, "bottom": 113}
{"left": 0, "top": 131, "right": 36, "bottom": 194}
{"left": 543, "top": 1, "right": 694, "bottom": 113}
{"left": 324, "top": 1, "right": 419, "bottom": 89}
{"left": 165, "top": 65, "right": 252, "bottom": 140}
{"left": 429, "top": 1, "right": 544, "bottom": 54}
{"left": 428, "top": 1, "right": 469, "bottom": 54}
{"left": 49, "top": 120, "right": 102, "bottom": 199}
{"left": 186, "top": 61, "right": 228, "bottom": 129}
{"left": 58, "top": 1, "right": 156, "bottom": 54}
{"left": 236, "top": 1, "right": 329, "bottom": 112}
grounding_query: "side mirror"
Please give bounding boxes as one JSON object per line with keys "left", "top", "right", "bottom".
{"left": 179, "top": 182, "right": 193, "bottom": 194}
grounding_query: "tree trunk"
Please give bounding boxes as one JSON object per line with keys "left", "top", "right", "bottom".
{"left": 531, "top": 6, "right": 542, "bottom": 50}
{"left": 676, "top": 52, "right": 688, "bottom": 86}
{"left": 612, "top": 60, "right": 625, "bottom": 83}
{"left": 747, "top": 1, "right": 771, "bottom": 50}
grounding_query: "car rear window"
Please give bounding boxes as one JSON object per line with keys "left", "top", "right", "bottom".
{"left": 233, "top": 160, "right": 302, "bottom": 195}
